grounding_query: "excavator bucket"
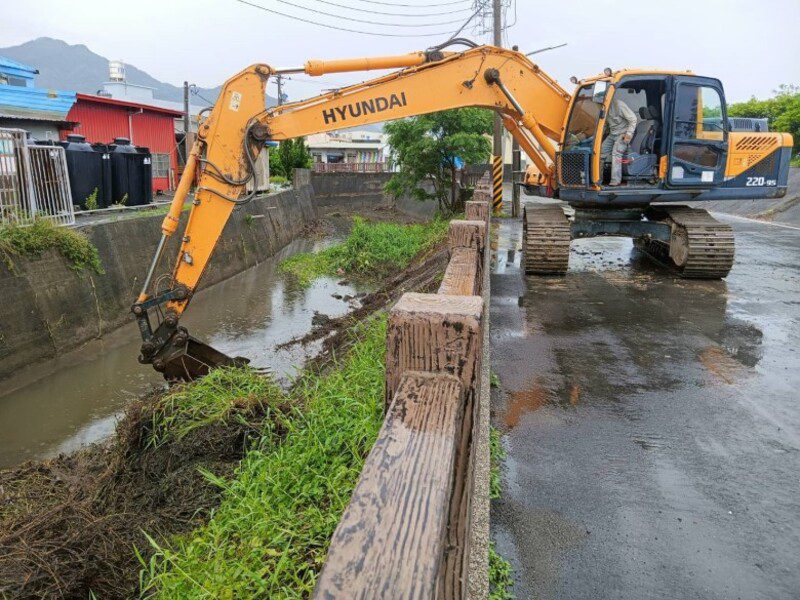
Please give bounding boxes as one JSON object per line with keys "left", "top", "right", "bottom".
{"left": 153, "top": 334, "right": 249, "bottom": 382}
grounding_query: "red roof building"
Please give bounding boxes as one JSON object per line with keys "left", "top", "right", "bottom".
{"left": 61, "top": 94, "right": 181, "bottom": 193}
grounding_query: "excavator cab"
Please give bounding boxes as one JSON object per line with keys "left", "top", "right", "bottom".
{"left": 520, "top": 69, "right": 793, "bottom": 280}
{"left": 553, "top": 70, "right": 792, "bottom": 204}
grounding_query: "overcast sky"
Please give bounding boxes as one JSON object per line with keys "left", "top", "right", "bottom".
{"left": 2, "top": 0, "right": 798, "bottom": 103}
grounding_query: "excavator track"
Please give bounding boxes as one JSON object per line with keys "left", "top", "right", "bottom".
{"left": 523, "top": 204, "right": 571, "bottom": 275}
{"left": 636, "top": 205, "right": 734, "bottom": 279}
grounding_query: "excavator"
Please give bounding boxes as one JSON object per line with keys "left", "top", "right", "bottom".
{"left": 131, "top": 42, "right": 793, "bottom": 380}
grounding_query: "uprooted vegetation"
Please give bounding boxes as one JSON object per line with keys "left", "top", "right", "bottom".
{"left": 279, "top": 215, "right": 449, "bottom": 286}
{"left": 0, "top": 318, "right": 386, "bottom": 598}
{"left": 0, "top": 218, "right": 103, "bottom": 273}
{"left": 0, "top": 365, "right": 285, "bottom": 598}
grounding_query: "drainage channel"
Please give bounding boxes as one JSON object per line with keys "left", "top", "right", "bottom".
{"left": 0, "top": 234, "right": 370, "bottom": 469}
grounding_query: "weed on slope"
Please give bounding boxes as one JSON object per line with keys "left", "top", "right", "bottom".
{"left": 280, "top": 216, "right": 448, "bottom": 286}
{"left": 140, "top": 316, "right": 388, "bottom": 598}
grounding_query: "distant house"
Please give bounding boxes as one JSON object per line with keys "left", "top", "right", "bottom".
{"left": 307, "top": 130, "right": 388, "bottom": 171}
{"left": 60, "top": 94, "right": 182, "bottom": 193}
{"left": 0, "top": 56, "right": 76, "bottom": 140}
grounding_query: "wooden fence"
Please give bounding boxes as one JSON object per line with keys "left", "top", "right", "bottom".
{"left": 314, "top": 174, "right": 493, "bottom": 599}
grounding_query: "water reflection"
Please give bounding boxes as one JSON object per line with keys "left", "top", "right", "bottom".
{"left": 0, "top": 236, "right": 369, "bottom": 468}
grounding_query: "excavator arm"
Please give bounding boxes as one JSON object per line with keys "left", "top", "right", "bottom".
{"left": 132, "top": 44, "right": 571, "bottom": 380}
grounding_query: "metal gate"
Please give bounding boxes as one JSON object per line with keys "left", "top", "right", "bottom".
{"left": 0, "top": 128, "right": 74, "bottom": 227}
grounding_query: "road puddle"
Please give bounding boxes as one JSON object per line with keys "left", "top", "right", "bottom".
{"left": 698, "top": 345, "right": 745, "bottom": 384}
{"left": 504, "top": 377, "right": 554, "bottom": 428}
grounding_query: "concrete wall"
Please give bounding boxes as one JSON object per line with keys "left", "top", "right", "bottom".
{"left": 310, "top": 171, "right": 439, "bottom": 218}
{"left": 0, "top": 185, "right": 317, "bottom": 379}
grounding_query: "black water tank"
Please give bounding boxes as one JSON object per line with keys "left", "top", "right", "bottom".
{"left": 108, "top": 137, "right": 152, "bottom": 206}
{"left": 61, "top": 134, "right": 113, "bottom": 209}
{"left": 137, "top": 145, "right": 154, "bottom": 205}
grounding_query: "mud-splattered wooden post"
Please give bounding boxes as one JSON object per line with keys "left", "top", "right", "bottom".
{"left": 385, "top": 292, "right": 484, "bottom": 598}
{"left": 313, "top": 371, "right": 464, "bottom": 598}
{"left": 385, "top": 293, "right": 483, "bottom": 403}
{"left": 444, "top": 220, "right": 486, "bottom": 296}
{"left": 465, "top": 200, "right": 489, "bottom": 224}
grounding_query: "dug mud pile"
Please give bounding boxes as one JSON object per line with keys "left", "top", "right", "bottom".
{"left": 0, "top": 387, "right": 275, "bottom": 598}
{"left": 0, "top": 238, "right": 447, "bottom": 599}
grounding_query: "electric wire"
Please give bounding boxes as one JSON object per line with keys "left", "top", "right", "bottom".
{"left": 307, "top": 0, "right": 472, "bottom": 17}
{"left": 233, "top": 0, "right": 472, "bottom": 36}
{"left": 338, "top": 0, "right": 470, "bottom": 6}
{"left": 266, "top": 0, "right": 468, "bottom": 26}
{"left": 189, "top": 85, "right": 215, "bottom": 106}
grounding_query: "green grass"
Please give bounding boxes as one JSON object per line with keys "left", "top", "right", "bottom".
{"left": 489, "top": 426, "right": 506, "bottom": 500}
{"left": 280, "top": 216, "right": 448, "bottom": 286}
{"left": 146, "top": 366, "right": 287, "bottom": 449}
{"left": 490, "top": 371, "right": 501, "bottom": 388}
{"left": 489, "top": 541, "right": 515, "bottom": 600}
{"left": 140, "top": 315, "right": 388, "bottom": 598}
{"left": 790, "top": 154, "right": 800, "bottom": 167}
{"left": 0, "top": 218, "right": 103, "bottom": 273}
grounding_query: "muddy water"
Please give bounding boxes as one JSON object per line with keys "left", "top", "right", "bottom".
{"left": 0, "top": 236, "right": 369, "bottom": 469}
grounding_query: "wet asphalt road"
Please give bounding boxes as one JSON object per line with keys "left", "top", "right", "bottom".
{"left": 489, "top": 201, "right": 800, "bottom": 599}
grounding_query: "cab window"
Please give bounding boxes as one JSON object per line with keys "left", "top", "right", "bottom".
{"left": 564, "top": 85, "right": 601, "bottom": 149}
{"left": 674, "top": 84, "right": 726, "bottom": 141}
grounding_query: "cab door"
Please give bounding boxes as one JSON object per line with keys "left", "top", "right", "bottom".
{"left": 666, "top": 76, "right": 728, "bottom": 187}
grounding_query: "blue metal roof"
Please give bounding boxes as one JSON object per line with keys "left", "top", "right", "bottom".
{"left": 0, "top": 55, "right": 37, "bottom": 77}
{"left": 0, "top": 86, "right": 76, "bottom": 120}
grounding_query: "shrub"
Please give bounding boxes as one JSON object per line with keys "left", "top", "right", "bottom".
{"left": 84, "top": 187, "right": 99, "bottom": 211}
{"left": 0, "top": 218, "right": 103, "bottom": 273}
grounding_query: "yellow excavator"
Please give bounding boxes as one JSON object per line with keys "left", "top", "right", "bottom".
{"left": 131, "top": 42, "right": 793, "bottom": 380}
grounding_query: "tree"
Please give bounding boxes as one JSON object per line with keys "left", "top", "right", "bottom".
{"left": 269, "top": 137, "right": 312, "bottom": 179}
{"left": 384, "top": 108, "right": 493, "bottom": 214}
{"left": 728, "top": 84, "right": 800, "bottom": 161}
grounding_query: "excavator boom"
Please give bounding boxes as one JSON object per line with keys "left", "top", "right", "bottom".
{"left": 133, "top": 44, "right": 571, "bottom": 379}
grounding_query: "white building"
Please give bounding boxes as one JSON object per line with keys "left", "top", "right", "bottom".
{"left": 307, "top": 129, "right": 387, "bottom": 166}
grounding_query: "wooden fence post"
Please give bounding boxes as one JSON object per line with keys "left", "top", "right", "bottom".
{"left": 465, "top": 200, "right": 489, "bottom": 224}
{"left": 314, "top": 371, "right": 465, "bottom": 599}
{"left": 385, "top": 293, "right": 484, "bottom": 404}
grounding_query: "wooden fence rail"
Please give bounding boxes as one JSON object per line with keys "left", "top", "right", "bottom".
{"left": 315, "top": 173, "right": 493, "bottom": 599}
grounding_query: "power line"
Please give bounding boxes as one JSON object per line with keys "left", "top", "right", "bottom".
{"left": 448, "top": 5, "right": 485, "bottom": 40}
{"left": 340, "top": 0, "right": 471, "bottom": 6}
{"left": 232, "top": 0, "right": 474, "bottom": 37}
{"left": 264, "top": 0, "right": 466, "bottom": 26}
{"left": 189, "top": 85, "right": 215, "bottom": 106}
{"left": 308, "top": 0, "right": 472, "bottom": 17}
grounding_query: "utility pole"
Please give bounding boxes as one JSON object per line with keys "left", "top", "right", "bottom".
{"left": 511, "top": 46, "right": 521, "bottom": 217}
{"left": 183, "top": 81, "right": 191, "bottom": 166}
{"left": 492, "top": 0, "right": 503, "bottom": 161}
{"left": 276, "top": 74, "right": 284, "bottom": 106}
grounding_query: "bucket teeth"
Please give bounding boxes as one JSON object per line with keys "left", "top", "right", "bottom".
{"left": 154, "top": 334, "right": 249, "bottom": 382}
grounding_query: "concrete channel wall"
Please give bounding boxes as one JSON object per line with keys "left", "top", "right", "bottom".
{"left": 314, "top": 178, "right": 493, "bottom": 599}
{"left": 310, "top": 171, "right": 439, "bottom": 218}
{"left": 0, "top": 184, "right": 317, "bottom": 380}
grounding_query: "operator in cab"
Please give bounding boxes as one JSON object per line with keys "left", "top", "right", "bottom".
{"left": 600, "top": 93, "right": 638, "bottom": 186}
